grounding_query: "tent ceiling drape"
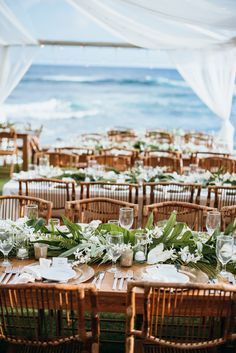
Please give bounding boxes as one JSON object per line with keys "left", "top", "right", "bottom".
{"left": 67, "top": 0, "right": 236, "bottom": 151}
{"left": 0, "top": 1, "right": 38, "bottom": 120}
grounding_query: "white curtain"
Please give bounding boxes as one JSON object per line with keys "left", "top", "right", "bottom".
{"left": 0, "top": 1, "right": 38, "bottom": 121}
{"left": 68, "top": 0, "right": 236, "bottom": 151}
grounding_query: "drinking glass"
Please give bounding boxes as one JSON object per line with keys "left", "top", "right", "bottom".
{"left": 39, "top": 155, "right": 49, "bottom": 168}
{"left": 107, "top": 232, "right": 124, "bottom": 273}
{"left": 108, "top": 220, "right": 119, "bottom": 225}
{"left": 48, "top": 218, "right": 60, "bottom": 231}
{"left": 206, "top": 210, "right": 221, "bottom": 235}
{"left": 119, "top": 207, "right": 134, "bottom": 230}
{"left": 0, "top": 231, "right": 14, "bottom": 267}
{"left": 216, "top": 235, "right": 233, "bottom": 277}
{"left": 24, "top": 204, "right": 38, "bottom": 220}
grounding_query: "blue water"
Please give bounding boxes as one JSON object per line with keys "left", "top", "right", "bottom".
{"left": 4, "top": 64, "right": 236, "bottom": 145}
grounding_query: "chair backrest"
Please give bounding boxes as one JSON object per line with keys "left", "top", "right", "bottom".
{"left": 143, "top": 182, "right": 201, "bottom": 205}
{"left": 221, "top": 205, "right": 236, "bottom": 231}
{"left": 145, "top": 155, "right": 183, "bottom": 174}
{"left": 126, "top": 281, "right": 236, "bottom": 353}
{"left": 143, "top": 201, "right": 214, "bottom": 230}
{"left": 0, "top": 283, "right": 99, "bottom": 352}
{"left": 184, "top": 132, "right": 213, "bottom": 148}
{"left": 80, "top": 182, "right": 139, "bottom": 204}
{"left": 34, "top": 151, "right": 79, "bottom": 168}
{"left": 0, "top": 195, "right": 52, "bottom": 222}
{"left": 145, "top": 130, "right": 173, "bottom": 144}
{"left": 0, "top": 130, "right": 17, "bottom": 154}
{"left": 19, "top": 178, "right": 76, "bottom": 211}
{"left": 88, "top": 154, "right": 132, "bottom": 172}
{"left": 207, "top": 185, "right": 236, "bottom": 209}
{"left": 199, "top": 156, "right": 235, "bottom": 173}
{"left": 65, "top": 197, "right": 139, "bottom": 227}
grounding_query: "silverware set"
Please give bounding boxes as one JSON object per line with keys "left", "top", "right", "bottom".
{"left": 92, "top": 271, "right": 105, "bottom": 289}
{"left": 112, "top": 270, "right": 133, "bottom": 291}
{"left": 0, "top": 267, "right": 22, "bottom": 284}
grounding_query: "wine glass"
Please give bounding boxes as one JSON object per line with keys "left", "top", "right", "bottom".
{"left": 119, "top": 208, "right": 134, "bottom": 230}
{"left": 0, "top": 231, "right": 14, "bottom": 267}
{"left": 107, "top": 232, "right": 124, "bottom": 273}
{"left": 216, "top": 235, "right": 233, "bottom": 277}
{"left": 24, "top": 204, "right": 38, "bottom": 220}
{"left": 206, "top": 210, "right": 221, "bottom": 235}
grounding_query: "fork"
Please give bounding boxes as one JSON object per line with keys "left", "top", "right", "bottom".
{"left": 2, "top": 268, "right": 18, "bottom": 284}
{"left": 119, "top": 270, "right": 133, "bottom": 291}
{"left": 112, "top": 271, "right": 122, "bottom": 290}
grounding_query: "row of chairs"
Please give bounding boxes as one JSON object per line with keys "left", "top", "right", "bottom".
{"left": 0, "top": 281, "right": 235, "bottom": 353}
{"left": 1, "top": 195, "right": 235, "bottom": 231}
{"left": 35, "top": 150, "right": 236, "bottom": 173}
{"left": 18, "top": 179, "right": 236, "bottom": 210}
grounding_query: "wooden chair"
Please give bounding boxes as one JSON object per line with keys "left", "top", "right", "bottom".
{"left": 107, "top": 129, "right": 136, "bottom": 142}
{"left": 19, "top": 178, "right": 76, "bottom": 214}
{"left": 80, "top": 182, "right": 139, "bottom": 204}
{"left": 102, "top": 147, "right": 137, "bottom": 166}
{"left": 143, "top": 201, "right": 214, "bottom": 230}
{"left": 88, "top": 155, "right": 133, "bottom": 172}
{"left": 0, "top": 283, "right": 99, "bottom": 353}
{"left": 34, "top": 151, "right": 79, "bottom": 168}
{"left": 145, "top": 130, "right": 173, "bottom": 144}
{"left": 207, "top": 185, "right": 236, "bottom": 209}
{"left": 65, "top": 197, "right": 139, "bottom": 227}
{"left": 56, "top": 147, "right": 95, "bottom": 165}
{"left": 143, "top": 182, "right": 201, "bottom": 205}
{"left": 0, "top": 130, "right": 18, "bottom": 176}
{"left": 221, "top": 205, "right": 236, "bottom": 231}
{"left": 126, "top": 281, "right": 236, "bottom": 353}
{"left": 199, "top": 156, "right": 235, "bottom": 173}
{"left": 184, "top": 132, "right": 213, "bottom": 148}
{"left": 0, "top": 195, "right": 52, "bottom": 222}
{"left": 144, "top": 155, "right": 183, "bottom": 174}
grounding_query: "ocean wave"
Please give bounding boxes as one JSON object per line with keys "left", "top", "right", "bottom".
{"left": 25, "top": 74, "right": 188, "bottom": 88}
{"left": 3, "top": 99, "right": 99, "bottom": 120}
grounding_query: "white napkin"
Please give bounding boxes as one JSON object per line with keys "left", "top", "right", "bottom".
{"left": 13, "top": 272, "right": 36, "bottom": 284}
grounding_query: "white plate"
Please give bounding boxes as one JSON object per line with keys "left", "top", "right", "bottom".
{"left": 41, "top": 268, "right": 76, "bottom": 282}
{"left": 142, "top": 266, "right": 189, "bottom": 284}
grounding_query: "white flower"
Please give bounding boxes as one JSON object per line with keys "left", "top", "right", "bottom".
{"left": 179, "top": 246, "right": 202, "bottom": 264}
{"left": 147, "top": 243, "right": 176, "bottom": 264}
{"left": 146, "top": 226, "right": 163, "bottom": 239}
{"left": 88, "top": 220, "right": 102, "bottom": 229}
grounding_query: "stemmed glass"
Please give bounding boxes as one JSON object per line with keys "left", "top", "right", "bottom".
{"left": 0, "top": 231, "right": 14, "bottom": 267}
{"left": 206, "top": 210, "right": 221, "bottom": 235}
{"left": 216, "top": 235, "right": 233, "bottom": 277}
{"left": 107, "top": 232, "right": 124, "bottom": 273}
{"left": 119, "top": 208, "right": 134, "bottom": 230}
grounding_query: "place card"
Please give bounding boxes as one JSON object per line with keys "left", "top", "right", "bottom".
{"left": 52, "top": 257, "right": 68, "bottom": 268}
{"left": 39, "top": 258, "right": 51, "bottom": 269}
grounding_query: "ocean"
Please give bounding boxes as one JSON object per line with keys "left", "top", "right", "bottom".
{"left": 4, "top": 64, "right": 236, "bottom": 145}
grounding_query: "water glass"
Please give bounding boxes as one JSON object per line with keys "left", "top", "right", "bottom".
{"left": 0, "top": 231, "right": 14, "bottom": 267}
{"left": 108, "top": 220, "right": 119, "bottom": 225}
{"left": 119, "top": 207, "right": 134, "bottom": 230}
{"left": 24, "top": 204, "right": 38, "bottom": 220}
{"left": 216, "top": 235, "right": 233, "bottom": 277}
{"left": 39, "top": 155, "right": 49, "bottom": 168}
{"left": 15, "top": 233, "right": 29, "bottom": 260}
{"left": 107, "top": 232, "right": 124, "bottom": 273}
{"left": 48, "top": 218, "right": 60, "bottom": 231}
{"left": 134, "top": 231, "right": 147, "bottom": 263}
{"left": 206, "top": 210, "right": 221, "bottom": 235}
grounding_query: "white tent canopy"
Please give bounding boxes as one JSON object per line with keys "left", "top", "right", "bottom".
{"left": 0, "top": 1, "right": 38, "bottom": 120}
{"left": 68, "top": 0, "right": 236, "bottom": 151}
{"left": 1, "top": 0, "right": 236, "bottom": 150}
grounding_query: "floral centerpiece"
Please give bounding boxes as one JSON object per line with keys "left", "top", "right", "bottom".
{"left": 23, "top": 212, "right": 236, "bottom": 276}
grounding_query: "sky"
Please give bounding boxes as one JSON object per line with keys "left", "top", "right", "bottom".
{"left": 6, "top": 0, "right": 172, "bottom": 67}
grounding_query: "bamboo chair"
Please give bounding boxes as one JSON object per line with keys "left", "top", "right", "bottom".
{"left": 145, "top": 130, "right": 174, "bottom": 144}
{"left": 192, "top": 151, "right": 230, "bottom": 164}
{"left": 65, "top": 197, "right": 139, "bottom": 227}
{"left": 221, "top": 205, "right": 236, "bottom": 231}
{"left": 143, "top": 182, "right": 202, "bottom": 205}
{"left": 0, "top": 195, "right": 52, "bottom": 222}
{"left": 19, "top": 178, "right": 76, "bottom": 214}
{"left": 207, "top": 185, "right": 236, "bottom": 210}
{"left": 88, "top": 154, "right": 133, "bottom": 172}
{"left": 102, "top": 147, "right": 138, "bottom": 166}
{"left": 34, "top": 151, "right": 79, "bottom": 168}
{"left": 107, "top": 129, "right": 136, "bottom": 142}
{"left": 0, "top": 130, "right": 18, "bottom": 176}
{"left": 56, "top": 147, "right": 95, "bottom": 165}
{"left": 184, "top": 132, "right": 213, "bottom": 148}
{"left": 0, "top": 283, "right": 99, "bottom": 353}
{"left": 199, "top": 156, "right": 236, "bottom": 173}
{"left": 143, "top": 201, "right": 214, "bottom": 230}
{"left": 80, "top": 182, "right": 139, "bottom": 204}
{"left": 144, "top": 155, "right": 183, "bottom": 174}
{"left": 126, "top": 281, "right": 236, "bottom": 353}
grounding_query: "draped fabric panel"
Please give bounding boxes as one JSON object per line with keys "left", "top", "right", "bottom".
{"left": 0, "top": 1, "right": 38, "bottom": 121}
{"left": 68, "top": 0, "right": 236, "bottom": 151}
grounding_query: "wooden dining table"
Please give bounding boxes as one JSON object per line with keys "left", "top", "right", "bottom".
{"left": 1, "top": 258, "right": 235, "bottom": 315}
